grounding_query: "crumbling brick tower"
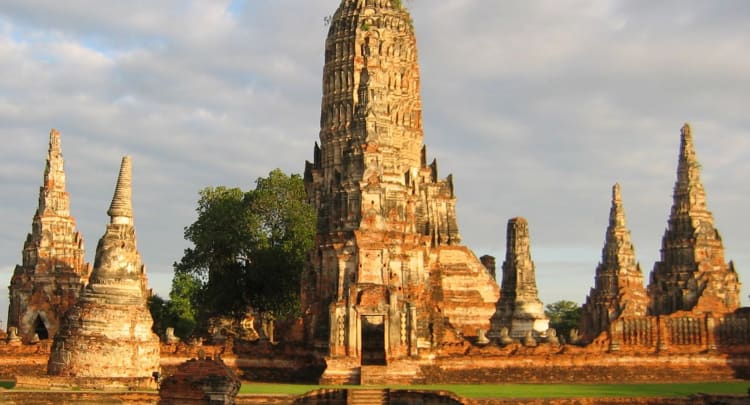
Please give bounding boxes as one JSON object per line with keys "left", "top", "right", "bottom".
{"left": 7, "top": 129, "right": 91, "bottom": 342}
{"left": 648, "top": 124, "right": 741, "bottom": 315}
{"left": 302, "top": 0, "right": 498, "bottom": 374}
{"left": 48, "top": 157, "right": 160, "bottom": 380}
{"left": 491, "top": 218, "right": 549, "bottom": 339}
{"left": 580, "top": 184, "right": 648, "bottom": 342}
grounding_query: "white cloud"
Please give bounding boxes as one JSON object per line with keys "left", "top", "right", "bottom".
{"left": 0, "top": 0, "right": 748, "bottom": 322}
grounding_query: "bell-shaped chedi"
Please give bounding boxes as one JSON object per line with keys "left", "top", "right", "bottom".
{"left": 491, "top": 218, "right": 549, "bottom": 339}
{"left": 302, "top": 0, "right": 498, "bottom": 372}
{"left": 48, "top": 156, "right": 160, "bottom": 379}
{"left": 7, "top": 129, "right": 91, "bottom": 343}
{"left": 580, "top": 184, "right": 648, "bottom": 342}
{"left": 648, "top": 124, "right": 741, "bottom": 315}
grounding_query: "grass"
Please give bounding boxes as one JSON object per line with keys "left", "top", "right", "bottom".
{"left": 239, "top": 382, "right": 750, "bottom": 399}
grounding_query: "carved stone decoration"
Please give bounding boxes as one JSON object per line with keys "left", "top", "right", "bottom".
{"left": 7, "top": 326, "right": 21, "bottom": 346}
{"left": 522, "top": 330, "right": 538, "bottom": 347}
{"left": 7, "top": 129, "right": 91, "bottom": 342}
{"left": 48, "top": 157, "right": 160, "bottom": 379}
{"left": 165, "top": 327, "right": 180, "bottom": 345}
{"left": 476, "top": 329, "right": 490, "bottom": 345}
{"left": 498, "top": 327, "right": 514, "bottom": 346}
{"left": 491, "top": 218, "right": 549, "bottom": 339}
{"left": 302, "top": 0, "right": 499, "bottom": 376}
{"left": 648, "top": 124, "right": 741, "bottom": 315}
{"left": 547, "top": 328, "right": 560, "bottom": 346}
{"left": 580, "top": 184, "right": 648, "bottom": 342}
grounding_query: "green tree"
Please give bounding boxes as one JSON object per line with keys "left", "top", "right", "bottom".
{"left": 148, "top": 294, "right": 169, "bottom": 337}
{"left": 545, "top": 300, "right": 581, "bottom": 341}
{"left": 147, "top": 273, "right": 200, "bottom": 340}
{"left": 166, "top": 272, "right": 200, "bottom": 338}
{"left": 173, "top": 169, "right": 315, "bottom": 324}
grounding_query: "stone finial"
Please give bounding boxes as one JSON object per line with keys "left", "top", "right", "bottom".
{"left": 677, "top": 123, "right": 702, "bottom": 195}
{"left": 107, "top": 156, "right": 133, "bottom": 222}
{"left": 681, "top": 122, "right": 692, "bottom": 139}
{"left": 39, "top": 128, "right": 70, "bottom": 216}
{"left": 610, "top": 183, "right": 627, "bottom": 231}
{"left": 48, "top": 128, "right": 62, "bottom": 155}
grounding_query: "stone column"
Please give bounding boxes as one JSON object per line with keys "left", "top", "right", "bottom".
{"left": 657, "top": 316, "right": 669, "bottom": 352}
{"left": 408, "top": 304, "right": 418, "bottom": 357}
{"left": 705, "top": 314, "right": 717, "bottom": 351}
{"left": 609, "top": 319, "right": 622, "bottom": 352}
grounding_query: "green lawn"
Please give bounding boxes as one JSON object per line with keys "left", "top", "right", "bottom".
{"left": 240, "top": 382, "right": 750, "bottom": 399}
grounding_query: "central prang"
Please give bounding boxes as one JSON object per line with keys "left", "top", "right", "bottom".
{"left": 302, "top": 0, "right": 500, "bottom": 383}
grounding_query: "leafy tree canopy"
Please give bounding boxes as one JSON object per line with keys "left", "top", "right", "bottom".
{"left": 148, "top": 272, "right": 201, "bottom": 340}
{"left": 545, "top": 300, "right": 581, "bottom": 341}
{"left": 173, "top": 169, "right": 315, "bottom": 323}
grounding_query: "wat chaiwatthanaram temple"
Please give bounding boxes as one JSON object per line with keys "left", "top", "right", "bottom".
{"left": 1, "top": 0, "right": 749, "bottom": 394}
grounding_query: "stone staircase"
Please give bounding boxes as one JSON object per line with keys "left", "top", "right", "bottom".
{"left": 347, "top": 389, "right": 389, "bottom": 405}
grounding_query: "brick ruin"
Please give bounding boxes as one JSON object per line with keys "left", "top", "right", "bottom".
{"left": 158, "top": 354, "right": 240, "bottom": 405}
{"left": 648, "top": 124, "right": 741, "bottom": 315}
{"left": 302, "top": 0, "right": 499, "bottom": 382}
{"left": 7, "top": 129, "right": 91, "bottom": 344}
{"left": 579, "top": 184, "right": 648, "bottom": 342}
{"left": 47, "top": 156, "right": 160, "bottom": 381}
{"left": 0, "top": 0, "right": 748, "bottom": 391}
{"left": 491, "top": 218, "right": 549, "bottom": 339}
{"left": 582, "top": 124, "right": 746, "bottom": 354}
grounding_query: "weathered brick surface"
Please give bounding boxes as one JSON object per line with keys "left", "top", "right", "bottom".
{"left": 47, "top": 157, "right": 160, "bottom": 379}
{"left": 302, "top": 0, "right": 499, "bottom": 379}
{"left": 648, "top": 124, "right": 741, "bottom": 316}
{"left": 7, "top": 129, "right": 91, "bottom": 343}
{"left": 492, "top": 218, "right": 549, "bottom": 339}
{"left": 158, "top": 356, "right": 240, "bottom": 405}
{"left": 580, "top": 184, "right": 648, "bottom": 342}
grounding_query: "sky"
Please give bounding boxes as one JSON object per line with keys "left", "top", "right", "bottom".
{"left": 1, "top": 0, "right": 749, "bottom": 327}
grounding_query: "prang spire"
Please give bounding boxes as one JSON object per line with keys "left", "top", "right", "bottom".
{"left": 107, "top": 156, "right": 133, "bottom": 223}
{"left": 7, "top": 129, "right": 89, "bottom": 342}
{"left": 610, "top": 183, "right": 626, "bottom": 230}
{"left": 38, "top": 129, "right": 70, "bottom": 217}
{"left": 580, "top": 184, "right": 647, "bottom": 342}
{"left": 302, "top": 1, "right": 499, "bottom": 374}
{"left": 648, "top": 124, "right": 740, "bottom": 315}
{"left": 674, "top": 123, "right": 709, "bottom": 215}
{"left": 602, "top": 183, "right": 638, "bottom": 270}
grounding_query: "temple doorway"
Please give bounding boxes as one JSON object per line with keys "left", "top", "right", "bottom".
{"left": 361, "top": 315, "right": 386, "bottom": 365}
{"left": 33, "top": 316, "right": 49, "bottom": 340}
